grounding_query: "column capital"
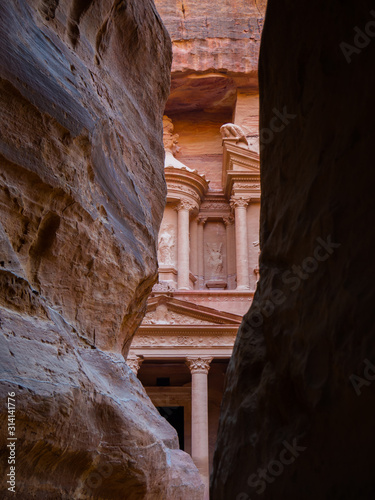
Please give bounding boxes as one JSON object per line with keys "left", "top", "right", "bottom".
{"left": 223, "top": 215, "right": 234, "bottom": 227}
{"left": 127, "top": 355, "right": 143, "bottom": 375}
{"left": 197, "top": 216, "right": 207, "bottom": 226}
{"left": 176, "top": 199, "right": 196, "bottom": 212}
{"left": 230, "top": 195, "right": 251, "bottom": 209}
{"left": 186, "top": 356, "right": 213, "bottom": 374}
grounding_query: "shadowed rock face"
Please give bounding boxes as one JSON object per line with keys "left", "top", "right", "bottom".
{"left": 212, "top": 1, "right": 375, "bottom": 499}
{"left": 0, "top": 0, "right": 203, "bottom": 498}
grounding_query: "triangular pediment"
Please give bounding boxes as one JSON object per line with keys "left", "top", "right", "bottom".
{"left": 141, "top": 296, "right": 242, "bottom": 327}
{"left": 223, "top": 142, "right": 260, "bottom": 172}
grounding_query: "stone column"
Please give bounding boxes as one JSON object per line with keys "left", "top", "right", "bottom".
{"left": 190, "top": 217, "right": 198, "bottom": 284}
{"left": 127, "top": 355, "right": 143, "bottom": 375}
{"left": 230, "top": 196, "right": 251, "bottom": 290}
{"left": 223, "top": 215, "right": 235, "bottom": 289}
{"left": 186, "top": 356, "right": 213, "bottom": 500}
{"left": 176, "top": 200, "right": 193, "bottom": 290}
{"left": 197, "top": 217, "right": 207, "bottom": 289}
{"left": 247, "top": 201, "right": 261, "bottom": 289}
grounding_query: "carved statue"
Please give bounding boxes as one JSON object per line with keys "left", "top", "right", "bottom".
{"left": 220, "top": 123, "right": 249, "bottom": 147}
{"left": 206, "top": 243, "right": 224, "bottom": 274}
{"left": 163, "top": 115, "right": 180, "bottom": 154}
{"left": 158, "top": 225, "right": 176, "bottom": 265}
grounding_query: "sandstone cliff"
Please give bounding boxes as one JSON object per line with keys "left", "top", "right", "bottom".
{"left": 154, "top": 0, "right": 266, "bottom": 117}
{"left": 212, "top": 1, "right": 375, "bottom": 499}
{"left": 0, "top": 0, "right": 203, "bottom": 497}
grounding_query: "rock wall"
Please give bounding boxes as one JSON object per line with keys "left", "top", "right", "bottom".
{"left": 212, "top": 1, "right": 375, "bottom": 499}
{"left": 154, "top": 0, "right": 266, "bottom": 119}
{"left": 0, "top": 0, "right": 203, "bottom": 498}
{"left": 154, "top": 0, "right": 266, "bottom": 75}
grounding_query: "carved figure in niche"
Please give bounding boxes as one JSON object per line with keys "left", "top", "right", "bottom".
{"left": 158, "top": 225, "right": 175, "bottom": 265}
{"left": 206, "top": 243, "right": 223, "bottom": 275}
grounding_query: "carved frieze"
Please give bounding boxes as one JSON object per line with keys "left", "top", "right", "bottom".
{"left": 152, "top": 281, "right": 176, "bottom": 293}
{"left": 168, "top": 183, "right": 199, "bottom": 200}
{"left": 132, "top": 335, "right": 235, "bottom": 348}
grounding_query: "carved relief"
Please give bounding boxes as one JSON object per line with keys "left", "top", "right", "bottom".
{"left": 163, "top": 115, "right": 180, "bottom": 154}
{"left": 168, "top": 183, "right": 198, "bottom": 200}
{"left": 142, "top": 305, "right": 213, "bottom": 326}
{"left": 234, "top": 184, "right": 260, "bottom": 189}
{"left": 152, "top": 281, "right": 176, "bottom": 293}
{"left": 206, "top": 243, "right": 224, "bottom": 275}
{"left": 158, "top": 224, "right": 176, "bottom": 266}
{"left": 200, "top": 202, "right": 230, "bottom": 211}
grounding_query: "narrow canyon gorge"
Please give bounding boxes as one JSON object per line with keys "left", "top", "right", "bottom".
{"left": 1, "top": 0, "right": 375, "bottom": 499}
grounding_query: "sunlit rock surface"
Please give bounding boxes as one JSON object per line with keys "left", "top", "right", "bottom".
{"left": 0, "top": 0, "right": 203, "bottom": 497}
{"left": 212, "top": 1, "right": 375, "bottom": 499}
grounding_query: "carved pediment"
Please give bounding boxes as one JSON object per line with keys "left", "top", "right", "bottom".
{"left": 142, "top": 305, "right": 213, "bottom": 326}
{"left": 140, "top": 296, "right": 242, "bottom": 328}
{"left": 222, "top": 140, "right": 260, "bottom": 198}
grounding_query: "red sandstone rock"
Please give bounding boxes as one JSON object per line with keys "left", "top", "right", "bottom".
{"left": 0, "top": 0, "right": 203, "bottom": 497}
{"left": 212, "top": 1, "right": 375, "bottom": 499}
{"left": 155, "top": 0, "right": 266, "bottom": 116}
{"left": 155, "top": 0, "right": 266, "bottom": 75}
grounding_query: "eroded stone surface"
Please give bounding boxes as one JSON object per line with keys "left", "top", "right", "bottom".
{"left": 212, "top": 1, "right": 375, "bottom": 499}
{"left": 155, "top": 0, "right": 266, "bottom": 116}
{"left": 0, "top": 0, "right": 203, "bottom": 497}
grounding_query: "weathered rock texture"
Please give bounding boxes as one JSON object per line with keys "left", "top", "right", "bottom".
{"left": 154, "top": 0, "right": 266, "bottom": 76}
{"left": 212, "top": 1, "right": 375, "bottom": 499}
{"left": 155, "top": 0, "right": 266, "bottom": 116}
{"left": 0, "top": 0, "right": 203, "bottom": 498}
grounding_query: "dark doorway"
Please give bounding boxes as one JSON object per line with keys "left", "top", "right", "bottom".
{"left": 157, "top": 406, "right": 184, "bottom": 450}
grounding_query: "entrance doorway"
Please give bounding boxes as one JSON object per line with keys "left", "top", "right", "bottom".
{"left": 157, "top": 406, "right": 185, "bottom": 450}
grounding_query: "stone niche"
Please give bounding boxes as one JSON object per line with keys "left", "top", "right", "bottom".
{"left": 204, "top": 221, "right": 227, "bottom": 289}
{"left": 158, "top": 206, "right": 178, "bottom": 285}
{"left": 0, "top": 1, "right": 204, "bottom": 498}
